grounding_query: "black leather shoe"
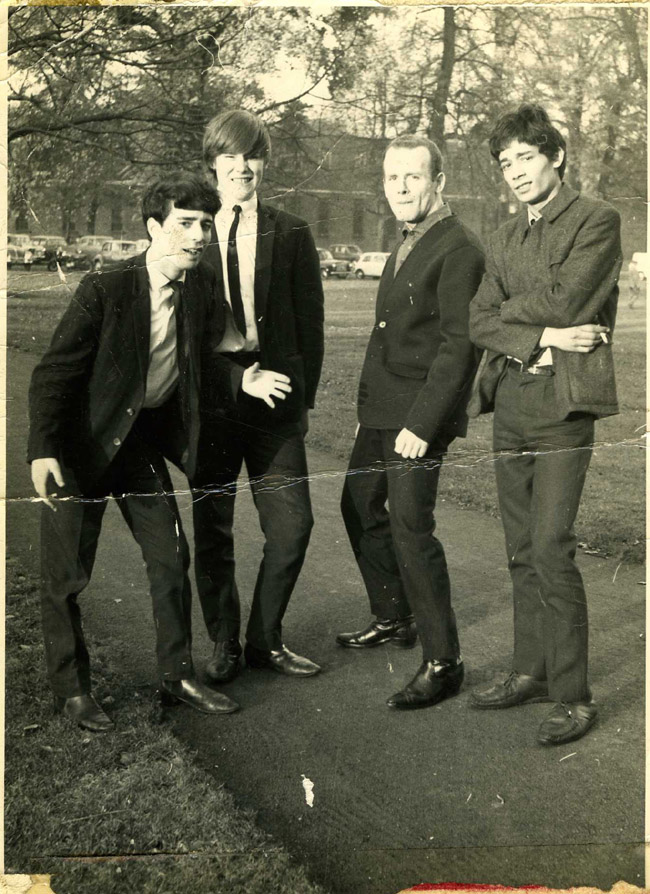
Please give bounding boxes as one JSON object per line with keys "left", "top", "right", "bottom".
{"left": 387, "top": 659, "right": 464, "bottom": 710}
{"left": 336, "top": 616, "right": 417, "bottom": 649}
{"left": 538, "top": 701, "right": 598, "bottom": 746}
{"left": 470, "top": 671, "right": 549, "bottom": 709}
{"left": 205, "top": 639, "right": 242, "bottom": 684}
{"left": 160, "top": 678, "right": 239, "bottom": 714}
{"left": 244, "top": 643, "right": 321, "bottom": 677}
{"left": 54, "top": 693, "right": 114, "bottom": 732}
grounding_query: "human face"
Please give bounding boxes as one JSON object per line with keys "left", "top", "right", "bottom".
{"left": 383, "top": 146, "right": 445, "bottom": 224}
{"left": 212, "top": 153, "right": 265, "bottom": 205}
{"left": 498, "top": 140, "right": 563, "bottom": 209}
{"left": 147, "top": 204, "right": 213, "bottom": 279}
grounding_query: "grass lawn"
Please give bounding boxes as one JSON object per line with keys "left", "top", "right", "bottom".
{"left": 4, "top": 556, "right": 328, "bottom": 894}
{"left": 8, "top": 268, "right": 645, "bottom": 566}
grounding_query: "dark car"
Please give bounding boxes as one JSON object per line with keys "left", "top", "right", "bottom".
{"left": 329, "top": 243, "right": 363, "bottom": 268}
{"left": 46, "top": 245, "right": 92, "bottom": 272}
{"left": 318, "top": 248, "right": 349, "bottom": 280}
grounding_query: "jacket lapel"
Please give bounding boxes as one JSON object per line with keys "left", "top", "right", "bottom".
{"left": 255, "top": 202, "right": 276, "bottom": 336}
{"left": 131, "top": 253, "right": 151, "bottom": 387}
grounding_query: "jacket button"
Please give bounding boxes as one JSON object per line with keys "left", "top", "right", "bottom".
{"left": 113, "top": 437, "right": 121, "bottom": 446}
{"left": 126, "top": 408, "right": 135, "bottom": 416}
{"left": 378, "top": 321, "right": 387, "bottom": 328}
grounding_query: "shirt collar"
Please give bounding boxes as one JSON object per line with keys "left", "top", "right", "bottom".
{"left": 519, "top": 182, "right": 580, "bottom": 242}
{"left": 217, "top": 193, "right": 258, "bottom": 217}
{"left": 401, "top": 202, "right": 452, "bottom": 239}
{"left": 146, "top": 249, "right": 186, "bottom": 295}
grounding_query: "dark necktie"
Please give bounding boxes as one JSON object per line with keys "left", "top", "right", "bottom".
{"left": 169, "top": 280, "right": 190, "bottom": 427}
{"left": 227, "top": 205, "right": 247, "bottom": 337}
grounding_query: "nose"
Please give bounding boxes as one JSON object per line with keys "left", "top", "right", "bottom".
{"left": 233, "top": 154, "right": 250, "bottom": 172}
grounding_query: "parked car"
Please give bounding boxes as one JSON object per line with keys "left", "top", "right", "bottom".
{"left": 92, "top": 240, "right": 139, "bottom": 270}
{"left": 73, "top": 235, "right": 114, "bottom": 263}
{"left": 318, "top": 248, "right": 349, "bottom": 280}
{"left": 354, "top": 252, "right": 391, "bottom": 279}
{"left": 8, "top": 233, "right": 42, "bottom": 263}
{"left": 31, "top": 235, "right": 68, "bottom": 266}
{"left": 7, "top": 246, "right": 24, "bottom": 268}
{"left": 46, "top": 246, "right": 92, "bottom": 272}
{"left": 628, "top": 251, "right": 648, "bottom": 307}
{"left": 329, "top": 243, "right": 363, "bottom": 268}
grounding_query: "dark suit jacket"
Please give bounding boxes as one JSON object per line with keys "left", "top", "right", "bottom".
{"left": 468, "top": 185, "right": 621, "bottom": 419}
{"left": 357, "top": 214, "right": 485, "bottom": 445}
{"left": 28, "top": 254, "right": 228, "bottom": 483}
{"left": 200, "top": 202, "right": 325, "bottom": 425}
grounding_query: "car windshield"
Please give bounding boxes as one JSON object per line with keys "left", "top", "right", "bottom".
{"left": 319, "top": 250, "right": 333, "bottom": 260}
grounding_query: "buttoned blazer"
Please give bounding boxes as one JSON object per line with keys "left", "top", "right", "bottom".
{"left": 200, "top": 202, "right": 325, "bottom": 424}
{"left": 468, "top": 186, "right": 621, "bottom": 419}
{"left": 356, "top": 214, "right": 485, "bottom": 445}
{"left": 28, "top": 253, "right": 227, "bottom": 482}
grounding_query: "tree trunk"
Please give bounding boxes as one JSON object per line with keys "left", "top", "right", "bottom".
{"left": 427, "top": 8, "right": 456, "bottom": 147}
{"left": 597, "top": 96, "right": 624, "bottom": 199}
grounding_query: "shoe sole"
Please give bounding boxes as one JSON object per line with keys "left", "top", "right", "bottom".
{"left": 387, "top": 685, "right": 463, "bottom": 711}
{"left": 204, "top": 668, "right": 240, "bottom": 684}
{"left": 470, "top": 694, "right": 550, "bottom": 710}
{"left": 246, "top": 661, "right": 321, "bottom": 677}
{"left": 336, "top": 637, "right": 417, "bottom": 649}
{"left": 538, "top": 716, "right": 597, "bottom": 746}
{"left": 160, "top": 691, "right": 239, "bottom": 714}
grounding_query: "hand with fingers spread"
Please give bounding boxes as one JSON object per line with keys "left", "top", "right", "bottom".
{"left": 242, "top": 362, "right": 292, "bottom": 408}
{"left": 394, "top": 427, "right": 429, "bottom": 460}
{"left": 539, "top": 324, "right": 610, "bottom": 353}
{"left": 31, "top": 457, "right": 65, "bottom": 511}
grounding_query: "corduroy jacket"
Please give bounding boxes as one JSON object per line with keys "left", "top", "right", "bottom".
{"left": 468, "top": 185, "right": 621, "bottom": 419}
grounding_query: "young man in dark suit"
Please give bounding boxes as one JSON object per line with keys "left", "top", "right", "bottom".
{"left": 28, "top": 173, "right": 289, "bottom": 731}
{"left": 337, "top": 135, "right": 484, "bottom": 710}
{"left": 468, "top": 105, "right": 621, "bottom": 745}
{"left": 192, "top": 110, "right": 324, "bottom": 683}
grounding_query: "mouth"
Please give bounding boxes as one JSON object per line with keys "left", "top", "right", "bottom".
{"left": 515, "top": 182, "right": 532, "bottom": 192}
{"left": 182, "top": 248, "right": 203, "bottom": 260}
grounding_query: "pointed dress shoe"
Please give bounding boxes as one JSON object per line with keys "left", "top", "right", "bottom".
{"left": 160, "top": 677, "right": 239, "bottom": 714}
{"left": 336, "top": 616, "right": 417, "bottom": 649}
{"left": 244, "top": 643, "right": 321, "bottom": 677}
{"left": 537, "top": 701, "right": 598, "bottom": 746}
{"left": 387, "top": 659, "right": 464, "bottom": 710}
{"left": 54, "top": 693, "right": 114, "bottom": 733}
{"left": 470, "top": 671, "right": 549, "bottom": 709}
{"left": 205, "top": 638, "right": 242, "bottom": 684}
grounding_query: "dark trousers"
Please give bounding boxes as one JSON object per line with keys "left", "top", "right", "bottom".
{"left": 40, "top": 399, "right": 193, "bottom": 698}
{"left": 493, "top": 366, "right": 594, "bottom": 703}
{"left": 341, "top": 426, "right": 459, "bottom": 663}
{"left": 191, "top": 412, "right": 313, "bottom": 652}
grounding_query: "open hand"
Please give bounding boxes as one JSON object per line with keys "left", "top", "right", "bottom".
{"left": 31, "top": 457, "right": 65, "bottom": 511}
{"left": 242, "top": 362, "right": 292, "bottom": 408}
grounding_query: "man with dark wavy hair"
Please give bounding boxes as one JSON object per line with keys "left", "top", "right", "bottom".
{"left": 469, "top": 104, "right": 622, "bottom": 745}
{"left": 28, "top": 173, "right": 251, "bottom": 730}
{"left": 192, "top": 109, "right": 324, "bottom": 683}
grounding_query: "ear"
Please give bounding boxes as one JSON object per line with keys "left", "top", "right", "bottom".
{"left": 146, "top": 217, "right": 161, "bottom": 241}
{"left": 552, "top": 148, "right": 565, "bottom": 171}
{"left": 436, "top": 171, "right": 447, "bottom": 193}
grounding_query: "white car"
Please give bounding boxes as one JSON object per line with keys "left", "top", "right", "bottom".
{"left": 628, "top": 251, "right": 648, "bottom": 306}
{"left": 354, "top": 252, "right": 391, "bottom": 279}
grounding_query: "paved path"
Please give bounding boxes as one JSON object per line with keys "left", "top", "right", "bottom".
{"left": 7, "top": 350, "right": 645, "bottom": 894}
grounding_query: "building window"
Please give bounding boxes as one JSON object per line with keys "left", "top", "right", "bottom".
{"left": 353, "top": 199, "right": 364, "bottom": 242}
{"left": 317, "top": 199, "right": 330, "bottom": 239}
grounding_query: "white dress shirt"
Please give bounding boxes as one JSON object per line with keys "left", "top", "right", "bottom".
{"left": 214, "top": 194, "right": 260, "bottom": 352}
{"left": 143, "top": 256, "right": 186, "bottom": 408}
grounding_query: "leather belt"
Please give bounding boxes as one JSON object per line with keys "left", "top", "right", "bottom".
{"left": 507, "top": 357, "right": 555, "bottom": 377}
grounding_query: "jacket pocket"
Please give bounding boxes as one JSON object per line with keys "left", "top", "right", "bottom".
{"left": 385, "top": 360, "right": 427, "bottom": 379}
